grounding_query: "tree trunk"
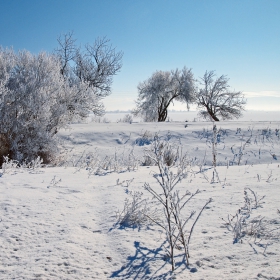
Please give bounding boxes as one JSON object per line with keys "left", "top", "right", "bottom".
{"left": 158, "top": 108, "right": 168, "bottom": 122}
{"left": 207, "top": 107, "right": 219, "bottom": 121}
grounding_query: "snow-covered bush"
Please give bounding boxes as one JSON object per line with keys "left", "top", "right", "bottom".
{"left": 0, "top": 49, "right": 71, "bottom": 164}
{"left": 93, "top": 149, "right": 139, "bottom": 175}
{"left": 118, "top": 114, "right": 133, "bottom": 124}
{"left": 142, "top": 155, "right": 155, "bottom": 166}
{"left": 1, "top": 156, "right": 19, "bottom": 174}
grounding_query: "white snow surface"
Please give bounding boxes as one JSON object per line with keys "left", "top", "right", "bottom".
{"left": 1, "top": 116, "right": 280, "bottom": 280}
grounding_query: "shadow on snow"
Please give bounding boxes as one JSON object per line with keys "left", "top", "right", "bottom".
{"left": 110, "top": 240, "right": 189, "bottom": 279}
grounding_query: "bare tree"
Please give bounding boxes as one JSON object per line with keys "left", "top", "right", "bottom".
{"left": 132, "top": 68, "right": 195, "bottom": 122}
{"left": 56, "top": 32, "right": 123, "bottom": 117}
{"left": 196, "top": 71, "right": 246, "bottom": 121}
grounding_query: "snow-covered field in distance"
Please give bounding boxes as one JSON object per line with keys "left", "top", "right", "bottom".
{"left": 1, "top": 115, "right": 280, "bottom": 279}
{"left": 102, "top": 110, "right": 280, "bottom": 123}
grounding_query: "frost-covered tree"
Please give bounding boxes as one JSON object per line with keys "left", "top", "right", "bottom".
{"left": 56, "top": 32, "right": 123, "bottom": 117}
{"left": 0, "top": 48, "right": 74, "bottom": 164}
{"left": 196, "top": 71, "right": 246, "bottom": 121}
{"left": 132, "top": 68, "right": 195, "bottom": 122}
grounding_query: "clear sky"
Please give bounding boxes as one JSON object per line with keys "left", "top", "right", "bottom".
{"left": 1, "top": 0, "right": 279, "bottom": 111}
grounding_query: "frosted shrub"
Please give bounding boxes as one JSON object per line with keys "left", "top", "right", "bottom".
{"left": 143, "top": 134, "right": 180, "bottom": 167}
{"left": 223, "top": 210, "right": 266, "bottom": 244}
{"left": 1, "top": 155, "right": 43, "bottom": 174}
{"left": 162, "top": 143, "right": 179, "bottom": 166}
{"left": 119, "top": 114, "right": 133, "bottom": 124}
{"left": 222, "top": 188, "right": 279, "bottom": 245}
{"left": 0, "top": 49, "right": 91, "bottom": 165}
{"left": 0, "top": 49, "right": 66, "bottom": 165}
{"left": 244, "top": 188, "right": 265, "bottom": 210}
{"left": 90, "top": 116, "right": 110, "bottom": 123}
{"left": 116, "top": 191, "right": 156, "bottom": 228}
{"left": 142, "top": 155, "right": 155, "bottom": 166}
{"left": 126, "top": 149, "right": 139, "bottom": 171}
{"left": 1, "top": 156, "right": 19, "bottom": 174}
{"left": 94, "top": 150, "right": 139, "bottom": 175}
{"left": 67, "top": 148, "right": 139, "bottom": 175}
{"left": 230, "top": 135, "right": 252, "bottom": 166}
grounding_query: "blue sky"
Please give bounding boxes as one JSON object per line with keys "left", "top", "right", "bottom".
{"left": 1, "top": 0, "right": 279, "bottom": 111}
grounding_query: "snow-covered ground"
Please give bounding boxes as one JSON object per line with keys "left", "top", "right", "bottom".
{"left": 1, "top": 114, "right": 280, "bottom": 279}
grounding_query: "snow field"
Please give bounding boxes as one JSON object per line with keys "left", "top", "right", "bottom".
{"left": 1, "top": 119, "right": 280, "bottom": 279}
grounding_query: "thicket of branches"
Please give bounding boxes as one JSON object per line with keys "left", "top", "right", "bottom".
{"left": 56, "top": 32, "right": 123, "bottom": 117}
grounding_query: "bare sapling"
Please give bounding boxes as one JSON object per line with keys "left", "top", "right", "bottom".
{"left": 244, "top": 188, "right": 265, "bottom": 210}
{"left": 238, "top": 136, "right": 252, "bottom": 165}
{"left": 143, "top": 136, "right": 212, "bottom": 271}
{"left": 230, "top": 134, "right": 252, "bottom": 166}
{"left": 266, "top": 170, "right": 274, "bottom": 183}
{"left": 212, "top": 123, "right": 217, "bottom": 167}
{"left": 48, "top": 176, "right": 62, "bottom": 188}
{"left": 171, "top": 191, "right": 212, "bottom": 265}
{"left": 210, "top": 123, "right": 221, "bottom": 183}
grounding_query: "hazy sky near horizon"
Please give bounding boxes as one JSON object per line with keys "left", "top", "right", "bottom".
{"left": 0, "top": 0, "right": 279, "bottom": 111}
